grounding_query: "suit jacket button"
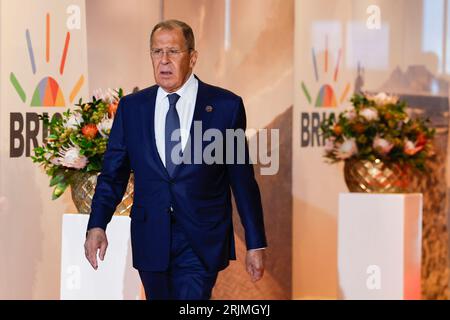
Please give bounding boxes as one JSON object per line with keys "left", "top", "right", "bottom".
{"left": 168, "top": 206, "right": 174, "bottom": 213}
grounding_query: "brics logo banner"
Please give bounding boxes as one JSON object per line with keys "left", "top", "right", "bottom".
{"left": 10, "top": 13, "right": 85, "bottom": 107}
{"left": 300, "top": 36, "right": 352, "bottom": 147}
{"left": 6, "top": 3, "right": 87, "bottom": 158}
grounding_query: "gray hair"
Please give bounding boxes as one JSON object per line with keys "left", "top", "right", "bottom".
{"left": 150, "top": 19, "right": 195, "bottom": 51}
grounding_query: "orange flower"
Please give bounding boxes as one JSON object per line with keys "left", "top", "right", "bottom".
{"left": 108, "top": 102, "right": 118, "bottom": 117}
{"left": 352, "top": 123, "right": 365, "bottom": 134}
{"left": 81, "top": 124, "right": 98, "bottom": 140}
{"left": 416, "top": 132, "right": 427, "bottom": 147}
{"left": 333, "top": 125, "right": 343, "bottom": 136}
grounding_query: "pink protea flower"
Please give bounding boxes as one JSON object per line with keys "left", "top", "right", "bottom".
{"left": 93, "top": 88, "right": 119, "bottom": 104}
{"left": 64, "top": 112, "right": 83, "bottom": 129}
{"left": 404, "top": 139, "right": 424, "bottom": 156}
{"left": 373, "top": 135, "right": 394, "bottom": 155}
{"left": 343, "top": 107, "right": 357, "bottom": 121}
{"left": 360, "top": 107, "right": 379, "bottom": 121}
{"left": 96, "top": 115, "right": 114, "bottom": 138}
{"left": 336, "top": 138, "right": 358, "bottom": 160}
{"left": 365, "top": 92, "right": 398, "bottom": 105}
{"left": 56, "top": 144, "right": 88, "bottom": 169}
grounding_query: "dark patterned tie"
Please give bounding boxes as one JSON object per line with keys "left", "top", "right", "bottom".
{"left": 165, "top": 93, "right": 181, "bottom": 176}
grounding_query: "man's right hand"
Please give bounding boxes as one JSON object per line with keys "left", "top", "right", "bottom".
{"left": 84, "top": 228, "right": 108, "bottom": 270}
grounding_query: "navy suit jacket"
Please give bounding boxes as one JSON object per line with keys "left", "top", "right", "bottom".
{"left": 87, "top": 76, "right": 267, "bottom": 272}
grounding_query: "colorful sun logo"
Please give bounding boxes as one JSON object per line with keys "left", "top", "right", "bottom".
{"left": 301, "top": 36, "right": 351, "bottom": 107}
{"left": 9, "top": 13, "right": 84, "bottom": 107}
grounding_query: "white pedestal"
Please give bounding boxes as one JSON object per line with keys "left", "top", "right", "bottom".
{"left": 337, "top": 193, "right": 422, "bottom": 300}
{"left": 60, "top": 213, "right": 142, "bottom": 300}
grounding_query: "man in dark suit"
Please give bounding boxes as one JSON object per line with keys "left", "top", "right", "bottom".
{"left": 84, "top": 20, "right": 267, "bottom": 300}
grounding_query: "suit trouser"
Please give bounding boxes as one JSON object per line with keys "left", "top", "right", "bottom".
{"left": 138, "top": 214, "right": 219, "bottom": 300}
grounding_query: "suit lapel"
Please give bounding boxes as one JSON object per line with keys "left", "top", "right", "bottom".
{"left": 171, "top": 77, "right": 213, "bottom": 178}
{"left": 141, "top": 86, "right": 170, "bottom": 180}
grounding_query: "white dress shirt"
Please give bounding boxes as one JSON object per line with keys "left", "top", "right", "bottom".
{"left": 154, "top": 72, "right": 198, "bottom": 167}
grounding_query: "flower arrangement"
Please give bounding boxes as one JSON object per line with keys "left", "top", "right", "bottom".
{"left": 31, "top": 88, "right": 123, "bottom": 199}
{"left": 320, "top": 92, "right": 436, "bottom": 171}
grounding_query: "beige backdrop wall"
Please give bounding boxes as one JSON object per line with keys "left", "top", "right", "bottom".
{"left": 86, "top": 0, "right": 161, "bottom": 95}
{"left": 294, "top": 0, "right": 450, "bottom": 299}
{"left": 0, "top": 0, "right": 89, "bottom": 299}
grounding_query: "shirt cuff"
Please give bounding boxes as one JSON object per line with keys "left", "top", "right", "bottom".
{"left": 248, "top": 247, "right": 266, "bottom": 251}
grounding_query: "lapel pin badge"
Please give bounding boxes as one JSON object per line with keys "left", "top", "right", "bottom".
{"left": 205, "top": 105, "right": 213, "bottom": 112}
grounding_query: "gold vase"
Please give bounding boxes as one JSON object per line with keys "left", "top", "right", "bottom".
{"left": 70, "top": 171, "right": 134, "bottom": 215}
{"left": 344, "top": 159, "right": 419, "bottom": 193}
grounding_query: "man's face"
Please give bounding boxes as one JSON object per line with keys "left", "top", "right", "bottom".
{"left": 151, "top": 28, "right": 198, "bottom": 93}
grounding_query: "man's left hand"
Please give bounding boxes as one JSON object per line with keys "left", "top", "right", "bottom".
{"left": 246, "top": 249, "right": 265, "bottom": 282}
